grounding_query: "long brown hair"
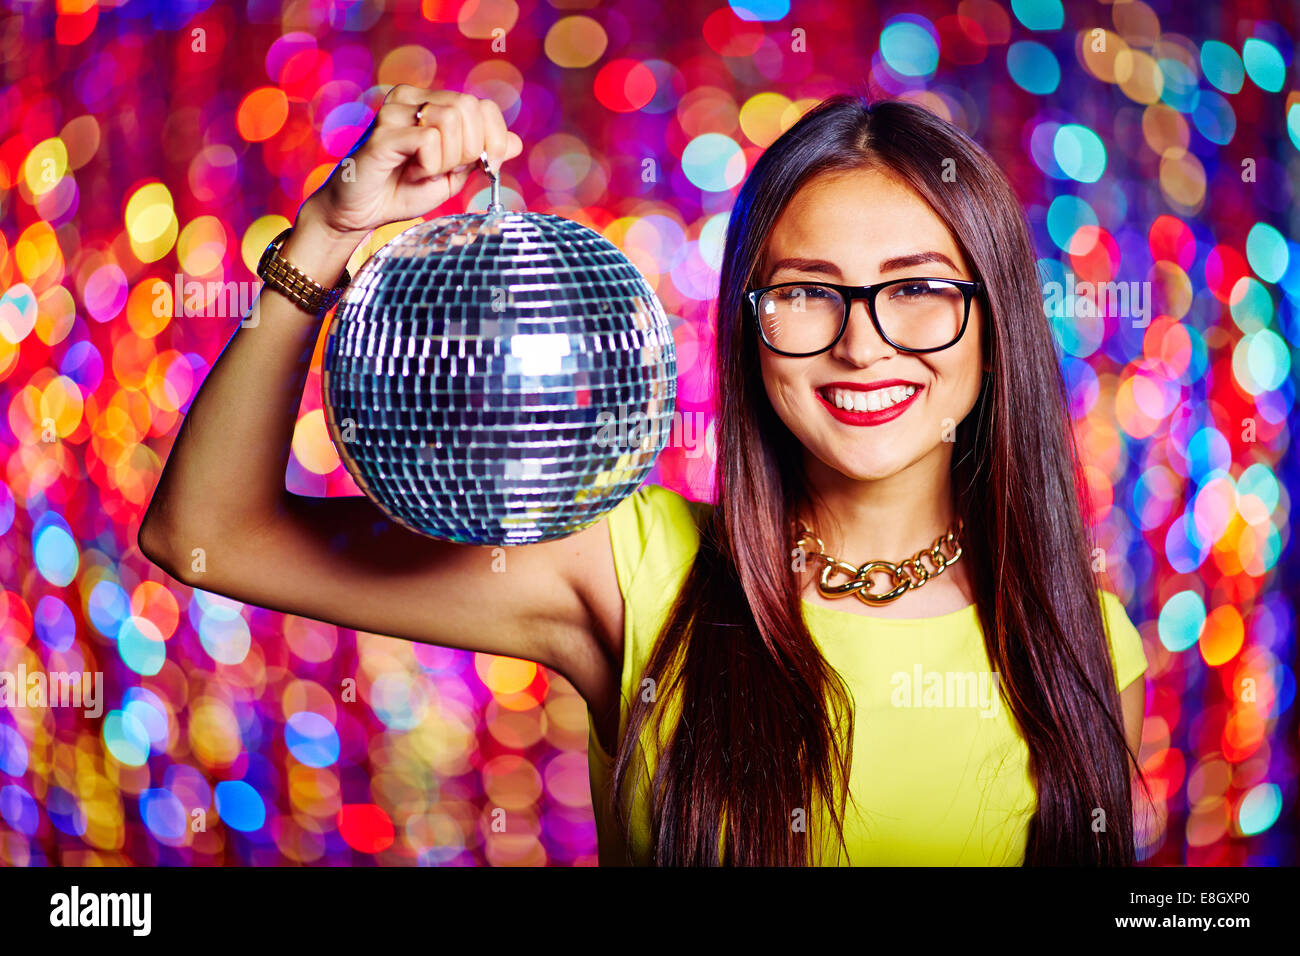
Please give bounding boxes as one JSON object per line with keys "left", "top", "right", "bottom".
{"left": 610, "top": 93, "right": 1143, "bottom": 865}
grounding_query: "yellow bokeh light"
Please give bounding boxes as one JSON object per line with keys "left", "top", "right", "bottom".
{"left": 1114, "top": 375, "right": 1161, "bottom": 439}
{"left": 145, "top": 350, "right": 196, "bottom": 414}
{"left": 1149, "top": 260, "right": 1193, "bottom": 319}
{"left": 125, "top": 183, "right": 178, "bottom": 263}
{"left": 475, "top": 653, "right": 537, "bottom": 695}
{"left": 292, "top": 408, "right": 341, "bottom": 475}
{"left": 24, "top": 138, "right": 69, "bottom": 196}
{"left": 188, "top": 698, "right": 243, "bottom": 768}
{"left": 302, "top": 162, "right": 335, "bottom": 202}
{"left": 1199, "top": 605, "right": 1244, "bottom": 667}
{"left": 242, "top": 215, "right": 292, "bottom": 274}
{"left": 377, "top": 44, "right": 438, "bottom": 89}
{"left": 131, "top": 220, "right": 179, "bottom": 264}
{"left": 177, "top": 215, "right": 228, "bottom": 277}
{"left": 1141, "top": 102, "right": 1189, "bottom": 155}
{"left": 1078, "top": 29, "right": 1130, "bottom": 84}
{"left": 783, "top": 97, "right": 821, "bottom": 130}
{"left": 40, "top": 374, "right": 85, "bottom": 439}
{"left": 99, "top": 388, "right": 151, "bottom": 445}
{"left": 127, "top": 277, "right": 172, "bottom": 339}
{"left": 125, "top": 182, "right": 175, "bottom": 244}
{"left": 1115, "top": 48, "right": 1164, "bottom": 104}
{"left": 482, "top": 754, "right": 543, "bottom": 809}
{"left": 1158, "top": 147, "right": 1206, "bottom": 209}
{"left": 739, "top": 92, "right": 795, "bottom": 148}
{"left": 460, "top": 0, "right": 518, "bottom": 40}
{"left": 544, "top": 16, "right": 607, "bottom": 68}
{"left": 36, "top": 285, "right": 76, "bottom": 346}
{"left": 14, "top": 222, "right": 65, "bottom": 286}
{"left": 0, "top": 337, "right": 17, "bottom": 382}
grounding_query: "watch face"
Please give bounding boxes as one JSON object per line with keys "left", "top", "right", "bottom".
{"left": 258, "top": 229, "right": 291, "bottom": 274}
{"left": 257, "top": 240, "right": 278, "bottom": 274}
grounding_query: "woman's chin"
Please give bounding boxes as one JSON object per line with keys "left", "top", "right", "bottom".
{"left": 796, "top": 425, "right": 942, "bottom": 484}
{"left": 820, "top": 450, "right": 921, "bottom": 483}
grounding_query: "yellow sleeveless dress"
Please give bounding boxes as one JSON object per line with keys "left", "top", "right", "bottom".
{"left": 586, "top": 483, "right": 1148, "bottom": 865}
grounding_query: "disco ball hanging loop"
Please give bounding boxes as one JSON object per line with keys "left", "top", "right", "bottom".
{"left": 321, "top": 154, "right": 677, "bottom": 546}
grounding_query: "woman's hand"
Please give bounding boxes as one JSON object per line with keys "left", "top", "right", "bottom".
{"left": 302, "top": 84, "right": 524, "bottom": 241}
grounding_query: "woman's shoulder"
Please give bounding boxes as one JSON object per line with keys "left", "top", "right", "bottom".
{"left": 1097, "top": 589, "right": 1148, "bottom": 692}
{"left": 604, "top": 483, "right": 711, "bottom": 597}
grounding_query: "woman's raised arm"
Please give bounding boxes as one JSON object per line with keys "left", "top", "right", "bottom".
{"left": 137, "top": 86, "right": 624, "bottom": 712}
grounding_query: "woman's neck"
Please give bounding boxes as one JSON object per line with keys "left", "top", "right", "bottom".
{"left": 797, "top": 446, "right": 959, "bottom": 561}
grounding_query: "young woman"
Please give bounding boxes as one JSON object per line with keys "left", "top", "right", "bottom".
{"left": 140, "top": 87, "right": 1148, "bottom": 867}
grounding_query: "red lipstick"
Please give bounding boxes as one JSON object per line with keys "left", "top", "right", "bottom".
{"left": 815, "top": 379, "right": 923, "bottom": 427}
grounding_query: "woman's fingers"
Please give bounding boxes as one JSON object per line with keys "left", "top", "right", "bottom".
{"left": 386, "top": 87, "right": 494, "bottom": 165}
{"left": 478, "top": 98, "right": 510, "bottom": 171}
{"left": 375, "top": 86, "right": 520, "bottom": 172}
{"left": 381, "top": 84, "right": 463, "bottom": 109}
{"left": 320, "top": 84, "right": 520, "bottom": 230}
{"left": 366, "top": 125, "right": 447, "bottom": 181}
{"left": 448, "top": 93, "right": 486, "bottom": 172}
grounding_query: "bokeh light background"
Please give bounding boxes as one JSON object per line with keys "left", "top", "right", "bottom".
{"left": 0, "top": 0, "right": 1296, "bottom": 865}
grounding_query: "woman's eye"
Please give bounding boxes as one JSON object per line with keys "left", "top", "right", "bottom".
{"left": 762, "top": 284, "right": 840, "bottom": 309}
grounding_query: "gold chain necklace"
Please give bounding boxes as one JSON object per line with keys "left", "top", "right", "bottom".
{"left": 792, "top": 518, "right": 964, "bottom": 606}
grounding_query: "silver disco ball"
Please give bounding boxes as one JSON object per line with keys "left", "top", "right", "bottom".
{"left": 321, "top": 185, "right": 676, "bottom": 546}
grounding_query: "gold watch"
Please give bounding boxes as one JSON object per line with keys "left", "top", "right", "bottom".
{"left": 256, "top": 227, "right": 351, "bottom": 317}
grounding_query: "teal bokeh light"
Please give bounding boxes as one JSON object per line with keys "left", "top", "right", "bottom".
{"left": 1053, "top": 124, "right": 1107, "bottom": 183}
{"left": 879, "top": 18, "right": 939, "bottom": 77}
{"left": 1158, "top": 590, "right": 1206, "bottom": 652}
{"left": 1246, "top": 222, "right": 1289, "bottom": 283}
{"left": 1200, "top": 40, "right": 1244, "bottom": 93}
{"left": 1007, "top": 41, "right": 1060, "bottom": 95}
{"left": 1011, "top": 0, "right": 1063, "bottom": 30}
{"left": 1242, "top": 38, "right": 1284, "bottom": 92}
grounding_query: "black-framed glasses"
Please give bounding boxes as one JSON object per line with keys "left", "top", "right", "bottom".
{"left": 745, "top": 277, "right": 985, "bottom": 357}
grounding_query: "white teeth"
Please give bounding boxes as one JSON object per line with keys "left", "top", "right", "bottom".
{"left": 822, "top": 384, "right": 918, "bottom": 412}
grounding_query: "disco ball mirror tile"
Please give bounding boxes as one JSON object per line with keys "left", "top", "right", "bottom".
{"left": 322, "top": 211, "right": 677, "bottom": 545}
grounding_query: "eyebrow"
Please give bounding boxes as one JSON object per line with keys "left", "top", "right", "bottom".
{"left": 765, "top": 251, "right": 959, "bottom": 282}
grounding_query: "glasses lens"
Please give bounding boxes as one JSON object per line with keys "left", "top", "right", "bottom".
{"left": 755, "top": 284, "right": 844, "bottom": 354}
{"left": 875, "top": 279, "right": 966, "bottom": 350}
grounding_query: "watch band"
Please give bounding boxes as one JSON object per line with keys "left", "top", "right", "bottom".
{"left": 256, "top": 227, "right": 351, "bottom": 317}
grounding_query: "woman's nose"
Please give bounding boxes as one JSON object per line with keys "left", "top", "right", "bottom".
{"left": 830, "top": 297, "right": 896, "bottom": 365}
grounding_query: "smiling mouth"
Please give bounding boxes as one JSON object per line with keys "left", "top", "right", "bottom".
{"left": 818, "top": 383, "right": 919, "bottom": 413}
